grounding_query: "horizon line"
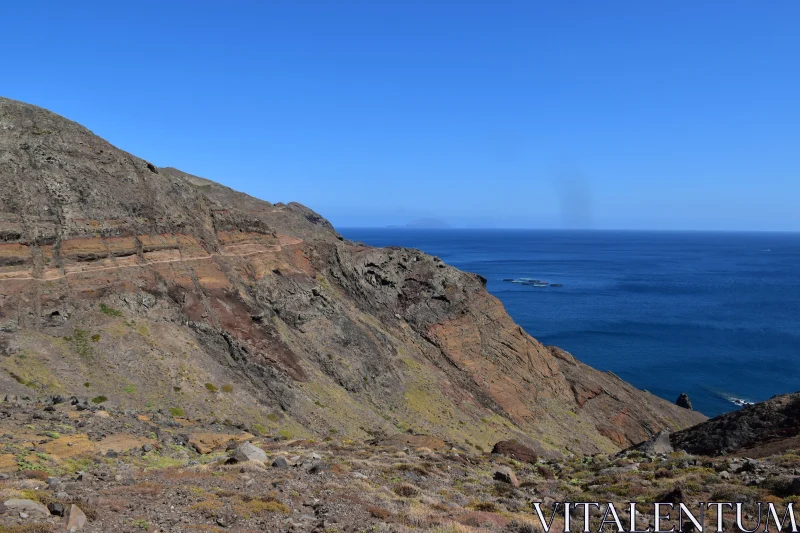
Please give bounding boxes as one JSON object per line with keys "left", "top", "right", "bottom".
{"left": 336, "top": 226, "right": 800, "bottom": 234}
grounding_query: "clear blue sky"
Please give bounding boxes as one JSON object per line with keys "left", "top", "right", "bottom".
{"left": 3, "top": 2, "right": 798, "bottom": 230}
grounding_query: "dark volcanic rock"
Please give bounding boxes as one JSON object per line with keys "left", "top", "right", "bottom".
{"left": 676, "top": 393, "right": 693, "bottom": 410}
{"left": 672, "top": 391, "right": 800, "bottom": 456}
{"left": 48, "top": 502, "right": 65, "bottom": 516}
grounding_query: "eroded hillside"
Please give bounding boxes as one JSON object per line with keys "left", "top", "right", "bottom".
{"left": 0, "top": 97, "right": 704, "bottom": 457}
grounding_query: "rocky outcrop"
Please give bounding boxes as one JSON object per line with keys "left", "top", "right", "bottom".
{"left": 0, "top": 97, "right": 705, "bottom": 456}
{"left": 491, "top": 440, "right": 539, "bottom": 464}
{"left": 676, "top": 393, "right": 693, "bottom": 409}
{"left": 671, "top": 391, "right": 800, "bottom": 456}
{"left": 625, "top": 430, "right": 673, "bottom": 455}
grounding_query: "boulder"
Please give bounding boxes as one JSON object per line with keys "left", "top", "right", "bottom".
{"left": 491, "top": 440, "right": 538, "bottom": 463}
{"left": 493, "top": 466, "right": 519, "bottom": 487}
{"left": 64, "top": 504, "right": 87, "bottom": 531}
{"left": 3, "top": 498, "right": 51, "bottom": 518}
{"left": 233, "top": 442, "right": 267, "bottom": 463}
{"left": 676, "top": 393, "right": 693, "bottom": 410}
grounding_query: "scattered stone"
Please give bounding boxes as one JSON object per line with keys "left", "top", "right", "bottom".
{"left": 372, "top": 434, "right": 448, "bottom": 451}
{"left": 142, "top": 443, "right": 154, "bottom": 453}
{"left": 598, "top": 460, "right": 640, "bottom": 476}
{"left": 719, "top": 470, "right": 732, "bottom": 480}
{"left": 272, "top": 456, "right": 290, "bottom": 469}
{"left": 493, "top": 466, "right": 520, "bottom": 487}
{"left": 737, "top": 459, "right": 758, "bottom": 473}
{"left": 307, "top": 461, "right": 326, "bottom": 474}
{"left": 3, "top": 498, "right": 51, "bottom": 518}
{"left": 233, "top": 442, "right": 267, "bottom": 463}
{"left": 676, "top": 393, "right": 693, "bottom": 410}
{"left": 491, "top": 440, "right": 538, "bottom": 463}
{"left": 0, "top": 502, "right": 6, "bottom": 515}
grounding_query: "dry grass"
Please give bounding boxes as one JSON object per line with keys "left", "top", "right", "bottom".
{"left": 0, "top": 525, "right": 57, "bottom": 533}
{"left": 232, "top": 496, "right": 290, "bottom": 517}
{"left": 18, "top": 470, "right": 49, "bottom": 481}
{"left": 394, "top": 482, "right": 420, "bottom": 497}
{"left": 468, "top": 500, "right": 500, "bottom": 513}
{"left": 425, "top": 522, "right": 480, "bottom": 533}
{"left": 367, "top": 505, "right": 393, "bottom": 519}
{"left": 190, "top": 498, "right": 225, "bottom": 517}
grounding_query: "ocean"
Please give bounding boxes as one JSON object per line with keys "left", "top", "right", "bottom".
{"left": 339, "top": 229, "right": 800, "bottom": 417}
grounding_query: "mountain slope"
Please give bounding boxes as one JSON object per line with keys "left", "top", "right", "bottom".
{"left": 0, "top": 97, "right": 705, "bottom": 455}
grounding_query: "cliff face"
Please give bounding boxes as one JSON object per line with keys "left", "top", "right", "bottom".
{"left": 0, "top": 97, "right": 705, "bottom": 455}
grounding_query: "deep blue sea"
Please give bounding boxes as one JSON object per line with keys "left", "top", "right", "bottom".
{"left": 339, "top": 229, "right": 800, "bottom": 417}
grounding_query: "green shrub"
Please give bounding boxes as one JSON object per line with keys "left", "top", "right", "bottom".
{"left": 205, "top": 383, "right": 218, "bottom": 393}
{"left": 91, "top": 395, "right": 108, "bottom": 404}
{"left": 73, "top": 329, "right": 91, "bottom": 357}
{"left": 221, "top": 384, "right": 233, "bottom": 393}
{"left": 100, "top": 303, "right": 123, "bottom": 317}
{"left": 169, "top": 407, "right": 186, "bottom": 417}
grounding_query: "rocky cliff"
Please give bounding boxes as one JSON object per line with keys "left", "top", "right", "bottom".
{"left": 0, "top": 97, "right": 705, "bottom": 456}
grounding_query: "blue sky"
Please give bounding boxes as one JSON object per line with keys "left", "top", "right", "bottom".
{"left": 3, "top": 2, "right": 798, "bottom": 230}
